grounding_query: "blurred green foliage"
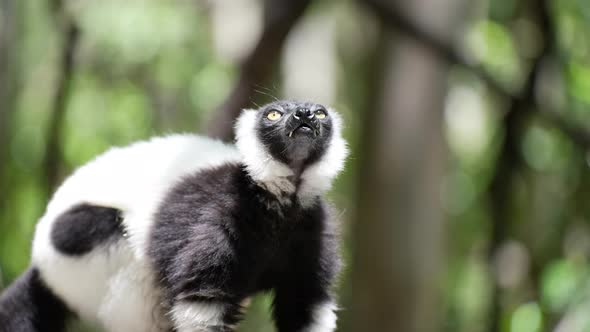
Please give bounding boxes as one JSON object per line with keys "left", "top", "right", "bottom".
{"left": 3, "top": 0, "right": 590, "bottom": 331}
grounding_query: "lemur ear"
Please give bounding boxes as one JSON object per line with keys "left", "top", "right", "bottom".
{"left": 324, "top": 107, "right": 349, "bottom": 176}
{"left": 234, "top": 109, "right": 257, "bottom": 144}
{"left": 234, "top": 109, "right": 258, "bottom": 156}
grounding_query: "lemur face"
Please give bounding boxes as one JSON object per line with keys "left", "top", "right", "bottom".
{"left": 256, "top": 100, "right": 333, "bottom": 170}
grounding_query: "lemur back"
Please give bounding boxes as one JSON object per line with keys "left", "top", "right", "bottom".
{"left": 31, "top": 135, "right": 241, "bottom": 331}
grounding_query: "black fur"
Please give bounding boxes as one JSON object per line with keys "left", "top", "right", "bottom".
{"left": 150, "top": 163, "right": 341, "bottom": 331}
{"left": 51, "top": 204, "right": 124, "bottom": 256}
{"left": 0, "top": 268, "right": 70, "bottom": 332}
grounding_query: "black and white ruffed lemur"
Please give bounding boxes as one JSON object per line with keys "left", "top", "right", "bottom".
{"left": 0, "top": 100, "right": 348, "bottom": 332}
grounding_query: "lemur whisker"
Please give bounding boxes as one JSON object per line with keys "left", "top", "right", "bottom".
{"left": 253, "top": 86, "right": 280, "bottom": 102}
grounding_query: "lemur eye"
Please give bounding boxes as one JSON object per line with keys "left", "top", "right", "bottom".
{"left": 267, "top": 110, "right": 282, "bottom": 121}
{"left": 315, "top": 109, "right": 327, "bottom": 119}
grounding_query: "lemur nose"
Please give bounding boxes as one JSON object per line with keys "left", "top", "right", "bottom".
{"left": 294, "top": 108, "right": 314, "bottom": 120}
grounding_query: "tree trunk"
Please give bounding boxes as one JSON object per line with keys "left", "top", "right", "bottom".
{"left": 42, "top": 1, "right": 80, "bottom": 196}
{"left": 42, "top": 22, "right": 79, "bottom": 195}
{"left": 349, "top": 0, "right": 463, "bottom": 330}
{"left": 486, "top": 1, "right": 554, "bottom": 330}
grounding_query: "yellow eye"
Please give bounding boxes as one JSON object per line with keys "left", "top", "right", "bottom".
{"left": 267, "top": 110, "right": 282, "bottom": 121}
{"left": 315, "top": 109, "right": 327, "bottom": 119}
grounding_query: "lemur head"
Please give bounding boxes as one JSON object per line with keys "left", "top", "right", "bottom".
{"left": 235, "top": 100, "right": 348, "bottom": 203}
{"left": 254, "top": 100, "right": 333, "bottom": 170}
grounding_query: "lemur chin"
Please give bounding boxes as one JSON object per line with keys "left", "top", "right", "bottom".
{"left": 0, "top": 100, "right": 348, "bottom": 332}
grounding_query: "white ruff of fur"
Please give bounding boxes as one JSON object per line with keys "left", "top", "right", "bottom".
{"left": 298, "top": 109, "right": 348, "bottom": 207}
{"left": 304, "top": 301, "right": 339, "bottom": 332}
{"left": 235, "top": 108, "right": 348, "bottom": 207}
{"left": 235, "top": 110, "right": 295, "bottom": 198}
{"left": 170, "top": 301, "right": 225, "bottom": 332}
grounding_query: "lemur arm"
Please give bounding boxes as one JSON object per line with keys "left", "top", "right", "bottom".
{"left": 151, "top": 222, "right": 244, "bottom": 332}
{"left": 272, "top": 205, "right": 341, "bottom": 332}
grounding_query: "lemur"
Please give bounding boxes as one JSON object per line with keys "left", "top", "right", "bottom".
{"left": 0, "top": 100, "right": 348, "bottom": 332}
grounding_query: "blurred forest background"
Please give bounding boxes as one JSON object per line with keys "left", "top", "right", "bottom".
{"left": 2, "top": 0, "right": 590, "bottom": 331}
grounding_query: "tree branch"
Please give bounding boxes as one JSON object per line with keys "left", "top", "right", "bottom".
{"left": 43, "top": 5, "right": 80, "bottom": 195}
{"left": 363, "top": 0, "right": 508, "bottom": 96}
{"left": 0, "top": 0, "right": 20, "bottom": 209}
{"left": 207, "top": 0, "right": 312, "bottom": 142}
{"left": 361, "top": 0, "right": 590, "bottom": 150}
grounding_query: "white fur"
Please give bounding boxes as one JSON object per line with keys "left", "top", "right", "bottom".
{"left": 98, "top": 257, "right": 170, "bottom": 332}
{"left": 305, "top": 301, "right": 338, "bottom": 332}
{"left": 235, "top": 109, "right": 296, "bottom": 198}
{"left": 298, "top": 109, "right": 348, "bottom": 207}
{"left": 170, "top": 301, "right": 225, "bottom": 332}
{"left": 235, "top": 108, "right": 348, "bottom": 206}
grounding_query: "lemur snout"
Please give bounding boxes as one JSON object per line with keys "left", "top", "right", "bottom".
{"left": 288, "top": 109, "right": 320, "bottom": 138}
{"left": 293, "top": 108, "right": 315, "bottom": 120}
